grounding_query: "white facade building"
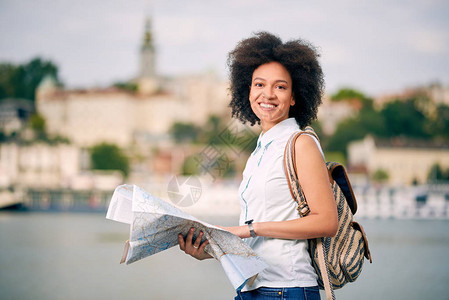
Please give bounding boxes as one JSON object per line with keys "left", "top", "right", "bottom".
{"left": 348, "top": 135, "right": 449, "bottom": 185}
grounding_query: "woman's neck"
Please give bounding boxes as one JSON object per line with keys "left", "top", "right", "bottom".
{"left": 260, "top": 121, "right": 275, "bottom": 134}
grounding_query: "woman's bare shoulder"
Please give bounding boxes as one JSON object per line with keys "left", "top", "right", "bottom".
{"left": 294, "top": 133, "right": 321, "bottom": 155}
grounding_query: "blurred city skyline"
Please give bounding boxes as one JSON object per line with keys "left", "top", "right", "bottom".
{"left": 0, "top": 0, "right": 448, "bottom": 96}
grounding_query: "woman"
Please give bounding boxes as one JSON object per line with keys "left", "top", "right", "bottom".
{"left": 179, "top": 32, "right": 338, "bottom": 300}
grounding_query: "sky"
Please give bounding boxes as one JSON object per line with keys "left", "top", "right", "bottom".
{"left": 0, "top": 0, "right": 448, "bottom": 96}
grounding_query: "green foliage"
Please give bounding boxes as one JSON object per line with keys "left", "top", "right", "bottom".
{"left": 0, "top": 64, "right": 16, "bottom": 99}
{"left": 113, "top": 81, "right": 138, "bottom": 93}
{"left": 360, "top": 97, "right": 374, "bottom": 110}
{"left": 309, "top": 120, "right": 323, "bottom": 137}
{"left": 200, "top": 115, "right": 223, "bottom": 144}
{"left": 0, "top": 131, "right": 6, "bottom": 142}
{"left": 326, "top": 117, "right": 369, "bottom": 155}
{"left": 324, "top": 152, "right": 346, "bottom": 165}
{"left": 181, "top": 155, "right": 201, "bottom": 176}
{"left": 26, "top": 113, "right": 47, "bottom": 140}
{"left": 214, "top": 126, "right": 258, "bottom": 151}
{"left": 173, "top": 115, "right": 250, "bottom": 179}
{"left": 326, "top": 89, "right": 385, "bottom": 156}
{"left": 46, "top": 135, "right": 70, "bottom": 144}
{"left": 29, "top": 114, "right": 46, "bottom": 132}
{"left": 431, "top": 104, "right": 449, "bottom": 140}
{"left": 325, "top": 89, "right": 443, "bottom": 158}
{"left": 380, "top": 98, "right": 430, "bottom": 138}
{"left": 90, "top": 143, "right": 130, "bottom": 178}
{"left": 181, "top": 152, "right": 236, "bottom": 178}
{"left": 428, "top": 164, "right": 449, "bottom": 182}
{"left": 170, "top": 122, "right": 200, "bottom": 143}
{"left": 222, "top": 161, "right": 236, "bottom": 178}
{"left": 331, "top": 88, "right": 367, "bottom": 102}
{"left": 372, "top": 169, "right": 389, "bottom": 183}
{"left": 359, "top": 107, "right": 387, "bottom": 136}
{"left": 170, "top": 115, "right": 258, "bottom": 154}
{"left": 0, "top": 57, "right": 62, "bottom": 101}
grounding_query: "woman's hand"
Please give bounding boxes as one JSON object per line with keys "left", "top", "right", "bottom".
{"left": 178, "top": 227, "right": 212, "bottom": 261}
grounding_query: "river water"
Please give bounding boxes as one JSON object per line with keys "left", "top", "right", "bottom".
{"left": 0, "top": 212, "right": 448, "bottom": 300}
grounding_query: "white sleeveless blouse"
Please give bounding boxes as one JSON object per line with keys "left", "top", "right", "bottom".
{"left": 238, "top": 118, "right": 323, "bottom": 291}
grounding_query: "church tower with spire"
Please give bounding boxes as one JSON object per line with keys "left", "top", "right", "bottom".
{"left": 138, "top": 17, "right": 159, "bottom": 95}
{"left": 140, "top": 17, "right": 156, "bottom": 78}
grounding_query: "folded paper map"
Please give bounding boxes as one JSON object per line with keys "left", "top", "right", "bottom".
{"left": 106, "top": 184, "right": 267, "bottom": 291}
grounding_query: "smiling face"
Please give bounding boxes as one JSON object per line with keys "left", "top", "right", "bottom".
{"left": 249, "top": 61, "right": 295, "bottom": 133}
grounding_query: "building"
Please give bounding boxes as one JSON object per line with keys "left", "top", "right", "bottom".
{"left": 1, "top": 16, "right": 231, "bottom": 191}
{"left": 36, "top": 18, "right": 230, "bottom": 149}
{"left": 0, "top": 141, "right": 123, "bottom": 209}
{"left": 348, "top": 135, "right": 449, "bottom": 185}
{"left": 0, "top": 16, "right": 233, "bottom": 210}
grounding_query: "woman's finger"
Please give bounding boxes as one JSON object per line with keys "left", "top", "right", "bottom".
{"left": 186, "top": 227, "right": 194, "bottom": 247}
{"left": 193, "top": 231, "right": 203, "bottom": 250}
{"left": 178, "top": 233, "right": 185, "bottom": 251}
{"left": 199, "top": 238, "right": 209, "bottom": 252}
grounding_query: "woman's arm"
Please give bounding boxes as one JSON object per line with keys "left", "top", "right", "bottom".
{"left": 222, "top": 134, "right": 338, "bottom": 240}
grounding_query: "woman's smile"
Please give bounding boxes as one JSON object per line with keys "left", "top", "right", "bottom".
{"left": 259, "top": 102, "right": 277, "bottom": 110}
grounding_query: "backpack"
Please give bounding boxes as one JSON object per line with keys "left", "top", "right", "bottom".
{"left": 283, "top": 127, "right": 372, "bottom": 300}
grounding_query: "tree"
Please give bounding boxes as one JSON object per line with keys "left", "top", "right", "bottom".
{"left": 326, "top": 118, "right": 367, "bottom": 156}
{"left": 0, "top": 63, "right": 16, "bottom": 99}
{"left": 325, "top": 105, "right": 384, "bottom": 157}
{"left": 29, "top": 113, "right": 46, "bottom": 131}
{"left": 113, "top": 81, "right": 137, "bottom": 93}
{"left": 431, "top": 104, "right": 449, "bottom": 140}
{"left": 372, "top": 169, "right": 389, "bottom": 183}
{"left": 201, "top": 115, "right": 222, "bottom": 144}
{"left": 181, "top": 155, "right": 201, "bottom": 176}
{"left": 28, "top": 113, "right": 47, "bottom": 140}
{"left": 331, "top": 88, "right": 366, "bottom": 102}
{"left": 325, "top": 88, "right": 386, "bottom": 157}
{"left": 0, "top": 131, "right": 7, "bottom": 142}
{"left": 169, "top": 122, "right": 200, "bottom": 143}
{"left": 310, "top": 120, "right": 323, "bottom": 137}
{"left": 324, "top": 89, "right": 446, "bottom": 159}
{"left": 0, "top": 57, "right": 62, "bottom": 101}
{"left": 330, "top": 87, "right": 375, "bottom": 111}
{"left": 428, "top": 164, "right": 449, "bottom": 182}
{"left": 90, "top": 143, "right": 130, "bottom": 178}
{"left": 380, "top": 98, "right": 430, "bottom": 139}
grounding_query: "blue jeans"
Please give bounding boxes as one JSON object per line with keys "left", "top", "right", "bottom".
{"left": 235, "top": 286, "right": 320, "bottom": 300}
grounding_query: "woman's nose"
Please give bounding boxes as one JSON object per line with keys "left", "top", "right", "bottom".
{"left": 262, "top": 88, "right": 275, "bottom": 99}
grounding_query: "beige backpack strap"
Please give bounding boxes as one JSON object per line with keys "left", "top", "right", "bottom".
{"left": 317, "top": 239, "right": 335, "bottom": 300}
{"left": 283, "top": 127, "right": 320, "bottom": 217}
{"left": 284, "top": 127, "right": 336, "bottom": 299}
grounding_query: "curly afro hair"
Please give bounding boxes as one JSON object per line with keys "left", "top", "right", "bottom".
{"left": 227, "top": 32, "right": 324, "bottom": 129}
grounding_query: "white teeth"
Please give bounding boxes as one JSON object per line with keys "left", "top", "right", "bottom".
{"left": 260, "top": 103, "right": 275, "bottom": 108}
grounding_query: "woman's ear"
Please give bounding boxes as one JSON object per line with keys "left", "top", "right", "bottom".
{"left": 291, "top": 96, "right": 295, "bottom": 106}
